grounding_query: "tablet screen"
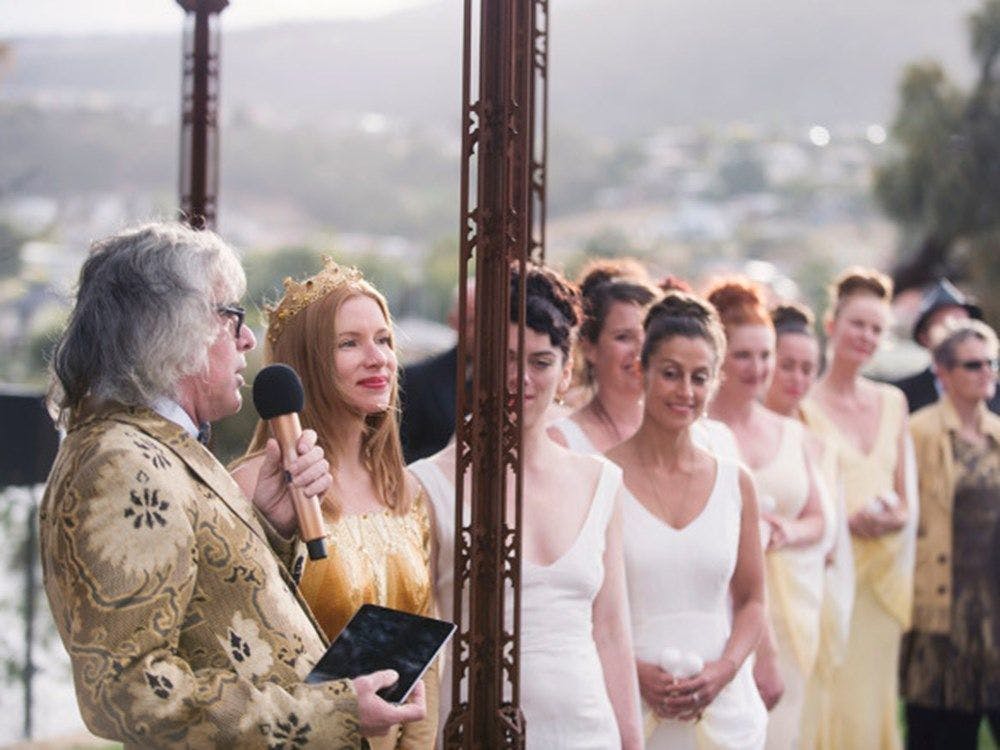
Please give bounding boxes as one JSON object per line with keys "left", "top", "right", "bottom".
{"left": 306, "top": 604, "right": 456, "bottom": 703}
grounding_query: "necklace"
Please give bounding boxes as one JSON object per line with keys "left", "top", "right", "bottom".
{"left": 637, "top": 442, "right": 697, "bottom": 528}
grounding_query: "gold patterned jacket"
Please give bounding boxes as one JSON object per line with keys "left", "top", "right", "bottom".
{"left": 40, "top": 405, "right": 362, "bottom": 749}
{"left": 909, "top": 395, "right": 1000, "bottom": 634}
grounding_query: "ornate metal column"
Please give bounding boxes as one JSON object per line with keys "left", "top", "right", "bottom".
{"left": 176, "top": 0, "right": 228, "bottom": 230}
{"left": 528, "top": 0, "right": 549, "bottom": 264}
{"left": 444, "top": 1, "right": 536, "bottom": 747}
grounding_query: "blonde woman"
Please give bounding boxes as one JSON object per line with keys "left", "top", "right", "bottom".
{"left": 801, "top": 267, "right": 913, "bottom": 750}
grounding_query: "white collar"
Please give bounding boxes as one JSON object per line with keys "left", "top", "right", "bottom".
{"left": 149, "top": 396, "right": 200, "bottom": 439}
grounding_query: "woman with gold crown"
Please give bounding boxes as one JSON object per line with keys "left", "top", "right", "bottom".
{"left": 231, "top": 258, "right": 437, "bottom": 749}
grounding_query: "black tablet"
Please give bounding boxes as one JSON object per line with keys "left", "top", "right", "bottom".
{"left": 306, "top": 604, "right": 456, "bottom": 703}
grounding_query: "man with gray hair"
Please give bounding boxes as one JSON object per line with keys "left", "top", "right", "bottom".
{"left": 41, "top": 223, "right": 425, "bottom": 748}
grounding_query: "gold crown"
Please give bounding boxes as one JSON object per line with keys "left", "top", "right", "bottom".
{"left": 265, "top": 256, "right": 364, "bottom": 343}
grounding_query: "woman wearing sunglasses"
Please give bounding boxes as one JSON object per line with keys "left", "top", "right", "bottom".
{"left": 899, "top": 319, "right": 1000, "bottom": 749}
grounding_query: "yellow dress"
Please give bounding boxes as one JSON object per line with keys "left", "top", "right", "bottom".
{"left": 797, "top": 407, "right": 855, "bottom": 750}
{"left": 800, "top": 384, "right": 911, "bottom": 750}
{"left": 299, "top": 492, "right": 438, "bottom": 750}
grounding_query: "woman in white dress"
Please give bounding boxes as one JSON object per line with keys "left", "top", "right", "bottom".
{"left": 607, "top": 291, "right": 769, "bottom": 750}
{"left": 410, "top": 264, "right": 643, "bottom": 749}
{"left": 704, "top": 279, "right": 826, "bottom": 748}
{"left": 549, "top": 258, "right": 657, "bottom": 453}
{"left": 763, "top": 302, "right": 855, "bottom": 750}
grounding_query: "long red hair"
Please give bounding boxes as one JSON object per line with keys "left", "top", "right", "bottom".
{"left": 239, "top": 266, "right": 408, "bottom": 519}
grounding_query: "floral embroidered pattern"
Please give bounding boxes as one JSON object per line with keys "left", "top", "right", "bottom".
{"left": 128, "top": 661, "right": 193, "bottom": 721}
{"left": 43, "top": 408, "right": 360, "bottom": 746}
{"left": 132, "top": 436, "right": 172, "bottom": 469}
{"left": 275, "top": 635, "right": 307, "bottom": 671}
{"left": 145, "top": 670, "right": 174, "bottom": 699}
{"left": 125, "top": 487, "right": 170, "bottom": 529}
{"left": 220, "top": 612, "right": 274, "bottom": 681}
{"left": 263, "top": 712, "right": 312, "bottom": 749}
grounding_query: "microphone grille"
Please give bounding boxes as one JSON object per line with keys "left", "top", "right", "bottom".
{"left": 252, "top": 363, "right": 305, "bottom": 419}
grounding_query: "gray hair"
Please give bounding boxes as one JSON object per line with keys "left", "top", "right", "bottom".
{"left": 50, "top": 222, "right": 246, "bottom": 419}
{"left": 931, "top": 318, "right": 999, "bottom": 368}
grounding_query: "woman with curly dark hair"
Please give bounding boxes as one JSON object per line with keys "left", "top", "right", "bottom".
{"left": 410, "top": 263, "right": 643, "bottom": 749}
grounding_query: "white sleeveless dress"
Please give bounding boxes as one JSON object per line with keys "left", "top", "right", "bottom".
{"left": 550, "top": 414, "right": 741, "bottom": 462}
{"left": 409, "top": 457, "right": 624, "bottom": 749}
{"left": 751, "top": 419, "right": 825, "bottom": 749}
{"left": 548, "top": 415, "right": 599, "bottom": 454}
{"left": 624, "top": 456, "right": 767, "bottom": 750}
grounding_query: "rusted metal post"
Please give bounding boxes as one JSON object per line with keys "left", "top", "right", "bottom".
{"left": 176, "top": 0, "right": 227, "bottom": 230}
{"left": 444, "top": 0, "right": 534, "bottom": 747}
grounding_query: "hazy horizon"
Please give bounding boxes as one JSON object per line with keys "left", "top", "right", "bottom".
{"left": 2, "top": 0, "right": 440, "bottom": 37}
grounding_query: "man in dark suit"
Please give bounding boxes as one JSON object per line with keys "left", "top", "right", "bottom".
{"left": 894, "top": 278, "right": 1000, "bottom": 414}
{"left": 399, "top": 283, "right": 474, "bottom": 463}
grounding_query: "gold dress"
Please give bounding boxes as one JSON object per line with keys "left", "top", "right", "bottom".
{"left": 801, "top": 384, "right": 911, "bottom": 750}
{"left": 299, "top": 493, "right": 438, "bottom": 750}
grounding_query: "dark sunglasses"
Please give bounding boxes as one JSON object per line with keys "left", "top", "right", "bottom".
{"left": 955, "top": 358, "right": 998, "bottom": 373}
{"left": 216, "top": 304, "right": 246, "bottom": 339}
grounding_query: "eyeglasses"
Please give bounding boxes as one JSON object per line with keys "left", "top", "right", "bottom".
{"left": 216, "top": 304, "right": 246, "bottom": 339}
{"left": 955, "top": 358, "right": 998, "bottom": 372}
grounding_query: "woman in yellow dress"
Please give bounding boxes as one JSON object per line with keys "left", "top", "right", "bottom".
{"left": 232, "top": 259, "right": 437, "bottom": 749}
{"left": 763, "top": 302, "right": 855, "bottom": 750}
{"left": 801, "top": 267, "right": 913, "bottom": 750}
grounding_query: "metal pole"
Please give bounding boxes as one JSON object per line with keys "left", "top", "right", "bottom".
{"left": 445, "top": 1, "right": 534, "bottom": 747}
{"left": 528, "top": 0, "right": 549, "bottom": 264}
{"left": 177, "top": 0, "right": 227, "bottom": 230}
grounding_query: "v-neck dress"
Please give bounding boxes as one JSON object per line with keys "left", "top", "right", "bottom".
{"left": 624, "top": 456, "right": 767, "bottom": 749}
{"left": 800, "top": 384, "right": 911, "bottom": 750}
{"left": 409, "top": 457, "right": 624, "bottom": 749}
{"left": 549, "top": 415, "right": 600, "bottom": 454}
{"left": 751, "top": 418, "right": 825, "bottom": 749}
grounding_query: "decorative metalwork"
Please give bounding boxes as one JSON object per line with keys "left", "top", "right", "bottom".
{"left": 444, "top": 0, "right": 537, "bottom": 747}
{"left": 176, "top": 0, "right": 228, "bottom": 230}
{"left": 528, "top": 0, "right": 549, "bottom": 264}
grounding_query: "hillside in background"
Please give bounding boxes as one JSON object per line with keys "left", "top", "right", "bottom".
{"left": 4, "top": 0, "right": 978, "bottom": 136}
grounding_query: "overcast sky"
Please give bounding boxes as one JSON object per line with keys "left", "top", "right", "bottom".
{"left": 3, "top": 0, "right": 437, "bottom": 36}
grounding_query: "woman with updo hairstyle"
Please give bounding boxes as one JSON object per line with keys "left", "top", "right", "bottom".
{"left": 705, "top": 278, "right": 826, "bottom": 748}
{"left": 608, "top": 291, "right": 768, "bottom": 750}
{"left": 549, "top": 257, "right": 658, "bottom": 454}
{"left": 800, "top": 266, "right": 913, "bottom": 750}
{"left": 764, "top": 302, "right": 856, "bottom": 750}
{"left": 409, "top": 263, "right": 643, "bottom": 749}
{"left": 231, "top": 259, "right": 437, "bottom": 749}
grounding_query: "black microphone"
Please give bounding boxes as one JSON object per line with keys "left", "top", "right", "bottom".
{"left": 252, "top": 364, "right": 328, "bottom": 560}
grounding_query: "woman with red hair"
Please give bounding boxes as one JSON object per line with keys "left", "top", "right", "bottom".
{"left": 706, "top": 278, "right": 826, "bottom": 749}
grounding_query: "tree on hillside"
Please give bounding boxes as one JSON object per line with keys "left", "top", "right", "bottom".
{"left": 875, "top": 0, "right": 1000, "bottom": 314}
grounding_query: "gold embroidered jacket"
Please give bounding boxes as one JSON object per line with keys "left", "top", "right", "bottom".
{"left": 40, "top": 405, "right": 362, "bottom": 749}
